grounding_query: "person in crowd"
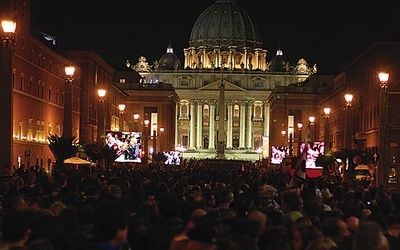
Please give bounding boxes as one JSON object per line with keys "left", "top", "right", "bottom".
{"left": 1, "top": 210, "right": 31, "bottom": 249}
{"left": 353, "top": 221, "right": 390, "bottom": 250}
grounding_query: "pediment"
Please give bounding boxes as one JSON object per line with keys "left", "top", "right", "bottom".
{"left": 197, "top": 79, "right": 247, "bottom": 91}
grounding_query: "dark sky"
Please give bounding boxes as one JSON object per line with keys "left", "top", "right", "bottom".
{"left": 30, "top": 0, "right": 400, "bottom": 73}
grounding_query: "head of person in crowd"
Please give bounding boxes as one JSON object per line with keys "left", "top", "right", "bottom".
{"left": 92, "top": 200, "right": 129, "bottom": 248}
{"left": 186, "top": 221, "right": 218, "bottom": 250}
{"left": 321, "top": 216, "right": 351, "bottom": 248}
{"left": 305, "top": 236, "right": 337, "bottom": 250}
{"left": 1, "top": 210, "right": 31, "bottom": 248}
{"left": 352, "top": 221, "right": 389, "bottom": 250}
{"left": 291, "top": 224, "right": 321, "bottom": 250}
{"left": 280, "top": 190, "right": 304, "bottom": 224}
{"left": 345, "top": 216, "right": 359, "bottom": 234}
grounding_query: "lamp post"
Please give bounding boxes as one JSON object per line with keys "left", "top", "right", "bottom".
{"left": 256, "top": 147, "right": 263, "bottom": 164}
{"left": 297, "top": 122, "right": 303, "bottom": 156}
{"left": 344, "top": 93, "right": 353, "bottom": 149}
{"left": 308, "top": 116, "right": 315, "bottom": 143}
{"left": 133, "top": 113, "right": 139, "bottom": 132}
{"left": 97, "top": 89, "right": 107, "bottom": 145}
{"left": 118, "top": 104, "right": 125, "bottom": 131}
{"left": 63, "top": 66, "right": 75, "bottom": 138}
{"left": 143, "top": 119, "right": 149, "bottom": 161}
{"left": 323, "top": 107, "right": 331, "bottom": 155}
{"left": 288, "top": 126, "right": 294, "bottom": 157}
{"left": 0, "top": 19, "right": 16, "bottom": 168}
{"left": 378, "top": 72, "right": 389, "bottom": 187}
{"left": 152, "top": 123, "right": 157, "bottom": 158}
{"left": 159, "top": 127, "right": 165, "bottom": 153}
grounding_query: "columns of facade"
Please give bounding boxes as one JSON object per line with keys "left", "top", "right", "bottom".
{"left": 214, "top": 46, "right": 221, "bottom": 68}
{"left": 184, "top": 49, "right": 189, "bottom": 69}
{"left": 175, "top": 102, "right": 179, "bottom": 147}
{"left": 239, "top": 101, "right": 246, "bottom": 148}
{"left": 246, "top": 102, "right": 253, "bottom": 148}
{"left": 190, "top": 48, "right": 197, "bottom": 69}
{"left": 255, "top": 49, "right": 260, "bottom": 70}
{"left": 263, "top": 102, "right": 270, "bottom": 158}
{"left": 189, "top": 101, "right": 196, "bottom": 148}
{"left": 196, "top": 100, "right": 203, "bottom": 148}
{"left": 227, "top": 102, "right": 233, "bottom": 148}
{"left": 244, "top": 47, "right": 249, "bottom": 69}
{"left": 209, "top": 101, "right": 215, "bottom": 149}
{"left": 199, "top": 46, "right": 206, "bottom": 69}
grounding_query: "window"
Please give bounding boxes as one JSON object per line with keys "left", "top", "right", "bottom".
{"left": 181, "top": 104, "right": 188, "bottom": 116}
{"left": 18, "top": 122, "right": 23, "bottom": 140}
{"left": 254, "top": 82, "right": 263, "bottom": 88}
{"left": 20, "top": 73, "right": 24, "bottom": 90}
{"left": 119, "top": 78, "right": 126, "bottom": 83}
{"left": 234, "top": 104, "right": 239, "bottom": 118}
{"left": 56, "top": 89, "right": 60, "bottom": 105}
{"left": 48, "top": 86, "right": 52, "bottom": 102}
{"left": 203, "top": 104, "right": 209, "bottom": 118}
{"left": 28, "top": 118, "right": 33, "bottom": 141}
{"left": 48, "top": 122, "right": 52, "bottom": 135}
{"left": 180, "top": 81, "right": 189, "bottom": 87}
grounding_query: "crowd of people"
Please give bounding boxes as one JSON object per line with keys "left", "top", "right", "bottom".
{"left": 0, "top": 159, "right": 399, "bottom": 250}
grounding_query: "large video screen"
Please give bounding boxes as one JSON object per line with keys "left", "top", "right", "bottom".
{"left": 105, "top": 131, "right": 142, "bottom": 163}
{"left": 163, "top": 151, "right": 181, "bottom": 165}
{"left": 300, "top": 142, "right": 324, "bottom": 168}
{"left": 271, "top": 146, "right": 289, "bottom": 164}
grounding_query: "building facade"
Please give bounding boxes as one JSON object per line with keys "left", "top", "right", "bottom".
{"left": 320, "top": 42, "right": 400, "bottom": 189}
{"left": 127, "top": 0, "right": 320, "bottom": 160}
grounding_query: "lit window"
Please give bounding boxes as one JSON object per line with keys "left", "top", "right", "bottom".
{"left": 234, "top": 104, "right": 239, "bottom": 118}
{"left": 203, "top": 105, "right": 209, "bottom": 118}
{"left": 119, "top": 78, "right": 126, "bottom": 83}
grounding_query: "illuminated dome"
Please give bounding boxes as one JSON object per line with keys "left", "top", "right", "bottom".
{"left": 158, "top": 44, "right": 181, "bottom": 70}
{"left": 269, "top": 49, "right": 287, "bottom": 72}
{"left": 189, "top": 0, "right": 262, "bottom": 49}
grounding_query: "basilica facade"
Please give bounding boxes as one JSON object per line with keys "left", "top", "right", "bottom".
{"left": 127, "top": 0, "right": 317, "bottom": 160}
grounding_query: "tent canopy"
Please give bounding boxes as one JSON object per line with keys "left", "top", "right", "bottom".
{"left": 63, "top": 157, "right": 91, "bottom": 165}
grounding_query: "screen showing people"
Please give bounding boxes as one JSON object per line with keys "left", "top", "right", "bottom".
{"left": 163, "top": 151, "right": 181, "bottom": 165}
{"left": 271, "top": 146, "right": 289, "bottom": 164}
{"left": 105, "top": 131, "right": 142, "bottom": 163}
{"left": 300, "top": 142, "right": 324, "bottom": 168}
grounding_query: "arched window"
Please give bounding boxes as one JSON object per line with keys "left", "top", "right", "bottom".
{"left": 203, "top": 104, "right": 209, "bottom": 118}
{"left": 234, "top": 104, "right": 239, "bottom": 118}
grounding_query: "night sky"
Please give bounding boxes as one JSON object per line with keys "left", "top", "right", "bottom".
{"left": 30, "top": 0, "right": 400, "bottom": 73}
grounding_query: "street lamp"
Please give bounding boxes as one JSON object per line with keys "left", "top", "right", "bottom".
{"left": 143, "top": 119, "right": 150, "bottom": 161}
{"left": 118, "top": 104, "right": 125, "bottom": 131}
{"left": 308, "top": 116, "right": 315, "bottom": 142}
{"left": 324, "top": 107, "right": 331, "bottom": 154}
{"left": 288, "top": 126, "right": 294, "bottom": 157}
{"left": 378, "top": 72, "right": 389, "bottom": 187}
{"left": 133, "top": 113, "right": 139, "bottom": 131}
{"left": 297, "top": 122, "right": 303, "bottom": 156}
{"left": 0, "top": 19, "right": 16, "bottom": 168}
{"left": 152, "top": 123, "right": 158, "bottom": 158}
{"left": 97, "top": 88, "right": 107, "bottom": 145}
{"left": 159, "top": 127, "right": 165, "bottom": 152}
{"left": 256, "top": 147, "right": 263, "bottom": 162}
{"left": 343, "top": 93, "right": 353, "bottom": 149}
{"left": 63, "top": 66, "right": 75, "bottom": 138}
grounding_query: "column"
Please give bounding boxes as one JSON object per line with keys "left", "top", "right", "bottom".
{"left": 196, "top": 101, "right": 203, "bottom": 148}
{"left": 175, "top": 102, "right": 179, "bottom": 147}
{"left": 189, "top": 101, "right": 196, "bottom": 148}
{"left": 263, "top": 103, "right": 270, "bottom": 158}
{"left": 227, "top": 102, "right": 233, "bottom": 148}
{"left": 246, "top": 103, "right": 253, "bottom": 148}
{"left": 209, "top": 101, "right": 215, "bottom": 149}
{"left": 239, "top": 101, "right": 246, "bottom": 148}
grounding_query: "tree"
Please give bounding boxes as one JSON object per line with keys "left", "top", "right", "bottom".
{"left": 48, "top": 134, "right": 79, "bottom": 165}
